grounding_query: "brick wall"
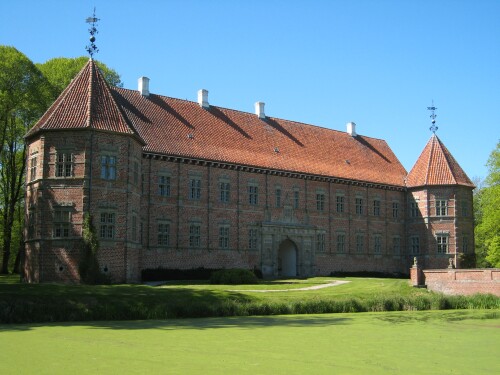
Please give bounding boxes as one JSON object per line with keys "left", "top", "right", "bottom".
{"left": 415, "top": 269, "right": 500, "bottom": 296}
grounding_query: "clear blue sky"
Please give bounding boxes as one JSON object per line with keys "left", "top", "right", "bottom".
{"left": 1, "top": 0, "right": 498, "bottom": 181}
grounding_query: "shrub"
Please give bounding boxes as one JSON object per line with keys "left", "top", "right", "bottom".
{"left": 210, "top": 269, "right": 258, "bottom": 285}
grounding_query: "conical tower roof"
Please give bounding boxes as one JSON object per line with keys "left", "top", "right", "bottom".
{"left": 26, "top": 59, "right": 143, "bottom": 142}
{"left": 407, "top": 134, "right": 474, "bottom": 188}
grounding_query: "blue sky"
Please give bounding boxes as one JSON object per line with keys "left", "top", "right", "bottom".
{"left": 1, "top": 0, "right": 498, "bottom": 181}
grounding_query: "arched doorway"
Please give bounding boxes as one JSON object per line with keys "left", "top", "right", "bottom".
{"left": 278, "top": 239, "right": 298, "bottom": 277}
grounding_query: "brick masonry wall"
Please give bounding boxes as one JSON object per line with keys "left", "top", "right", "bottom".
{"left": 421, "top": 269, "right": 500, "bottom": 296}
{"left": 25, "top": 129, "right": 473, "bottom": 283}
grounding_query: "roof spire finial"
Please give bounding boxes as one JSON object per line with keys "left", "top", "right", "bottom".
{"left": 85, "top": 7, "right": 100, "bottom": 59}
{"left": 427, "top": 100, "right": 438, "bottom": 133}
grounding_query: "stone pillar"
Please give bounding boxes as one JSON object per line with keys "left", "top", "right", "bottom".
{"left": 410, "top": 256, "right": 425, "bottom": 287}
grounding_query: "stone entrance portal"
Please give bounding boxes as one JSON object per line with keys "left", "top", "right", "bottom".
{"left": 278, "top": 239, "right": 298, "bottom": 277}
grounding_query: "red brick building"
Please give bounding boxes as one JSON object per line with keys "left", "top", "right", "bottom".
{"left": 23, "top": 60, "right": 475, "bottom": 283}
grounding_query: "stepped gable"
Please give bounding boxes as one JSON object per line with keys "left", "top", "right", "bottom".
{"left": 407, "top": 134, "right": 474, "bottom": 188}
{"left": 26, "top": 59, "right": 142, "bottom": 142}
{"left": 111, "top": 87, "right": 408, "bottom": 187}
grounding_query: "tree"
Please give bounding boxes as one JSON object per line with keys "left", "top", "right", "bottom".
{"left": 36, "top": 56, "right": 122, "bottom": 98}
{"left": 0, "top": 46, "right": 52, "bottom": 274}
{"left": 475, "top": 140, "right": 500, "bottom": 268}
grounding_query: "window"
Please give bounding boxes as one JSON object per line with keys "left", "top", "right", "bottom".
{"left": 373, "top": 200, "right": 381, "bottom": 216}
{"left": 158, "top": 222, "right": 170, "bottom": 246}
{"left": 131, "top": 215, "right": 137, "bottom": 242}
{"left": 101, "top": 155, "right": 116, "bottom": 180}
{"left": 133, "top": 161, "right": 139, "bottom": 185}
{"left": 220, "top": 181, "right": 230, "bottom": 203}
{"left": 356, "top": 234, "right": 364, "bottom": 253}
{"left": 374, "top": 235, "right": 382, "bottom": 254}
{"left": 392, "top": 237, "right": 401, "bottom": 255}
{"left": 462, "top": 235, "right": 469, "bottom": 253}
{"left": 189, "top": 223, "right": 201, "bottom": 248}
{"left": 437, "top": 235, "right": 448, "bottom": 254}
{"left": 461, "top": 201, "right": 469, "bottom": 217}
{"left": 275, "top": 187, "right": 282, "bottom": 208}
{"left": 29, "top": 153, "right": 38, "bottom": 182}
{"left": 392, "top": 202, "right": 399, "bottom": 219}
{"left": 219, "top": 225, "right": 229, "bottom": 249}
{"left": 293, "top": 190, "right": 300, "bottom": 209}
{"left": 140, "top": 222, "right": 144, "bottom": 245}
{"left": 436, "top": 200, "right": 447, "bottom": 216}
{"left": 53, "top": 209, "right": 71, "bottom": 238}
{"left": 28, "top": 209, "right": 36, "bottom": 239}
{"left": 336, "top": 195, "right": 345, "bottom": 213}
{"left": 316, "top": 193, "right": 325, "bottom": 211}
{"left": 410, "top": 201, "right": 420, "bottom": 218}
{"left": 159, "top": 176, "right": 171, "bottom": 197}
{"left": 100, "top": 212, "right": 115, "bottom": 239}
{"left": 410, "top": 236, "right": 420, "bottom": 254}
{"left": 336, "top": 233, "right": 346, "bottom": 253}
{"left": 190, "top": 178, "right": 201, "bottom": 200}
{"left": 248, "top": 185, "right": 259, "bottom": 205}
{"left": 55, "top": 152, "right": 72, "bottom": 177}
{"left": 355, "top": 198, "right": 363, "bottom": 215}
{"left": 141, "top": 173, "right": 145, "bottom": 194}
{"left": 316, "top": 233, "right": 326, "bottom": 252}
{"left": 249, "top": 229, "right": 258, "bottom": 250}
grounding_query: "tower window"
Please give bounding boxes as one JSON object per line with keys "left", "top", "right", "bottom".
{"left": 436, "top": 200, "right": 448, "bottom": 216}
{"left": 53, "top": 209, "right": 71, "bottom": 238}
{"left": 437, "top": 235, "right": 448, "bottom": 254}
{"left": 100, "top": 212, "right": 115, "bottom": 239}
{"left": 101, "top": 155, "right": 116, "bottom": 180}
{"left": 56, "top": 152, "right": 73, "bottom": 177}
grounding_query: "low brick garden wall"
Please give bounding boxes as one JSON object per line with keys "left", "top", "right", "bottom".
{"left": 411, "top": 267, "right": 500, "bottom": 296}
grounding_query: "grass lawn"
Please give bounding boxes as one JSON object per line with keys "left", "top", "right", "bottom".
{"left": 0, "top": 309, "right": 498, "bottom": 374}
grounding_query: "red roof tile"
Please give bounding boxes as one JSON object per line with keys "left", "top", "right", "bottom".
{"left": 407, "top": 134, "right": 474, "bottom": 188}
{"left": 112, "top": 88, "right": 408, "bottom": 187}
{"left": 27, "top": 60, "right": 411, "bottom": 187}
{"left": 26, "top": 59, "right": 142, "bottom": 140}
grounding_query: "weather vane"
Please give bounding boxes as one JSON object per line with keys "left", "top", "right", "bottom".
{"left": 427, "top": 100, "right": 438, "bottom": 133}
{"left": 85, "top": 7, "right": 100, "bottom": 58}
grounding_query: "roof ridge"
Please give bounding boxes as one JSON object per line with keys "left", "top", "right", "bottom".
{"left": 435, "top": 136, "right": 458, "bottom": 185}
{"left": 114, "top": 87, "right": 386, "bottom": 141}
{"left": 424, "top": 135, "right": 436, "bottom": 185}
{"left": 86, "top": 59, "right": 94, "bottom": 128}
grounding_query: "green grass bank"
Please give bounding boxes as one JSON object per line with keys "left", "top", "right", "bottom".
{"left": 0, "top": 275, "right": 498, "bottom": 323}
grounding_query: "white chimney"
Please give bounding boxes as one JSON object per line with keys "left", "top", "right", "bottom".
{"left": 198, "top": 89, "right": 209, "bottom": 108}
{"left": 346, "top": 122, "right": 357, "bottom": 137}
{"left": 138, "top": 77, "right": 150, "bottom": 97}
{"left": 255, "top": 101, "right": 265, "bottom": 119}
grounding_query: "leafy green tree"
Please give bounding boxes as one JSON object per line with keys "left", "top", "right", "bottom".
{"left": 475, "top": 140, "right": 500, "bottom": 268}
{"left": 37, "top": 56, "right": 122, "bottom": 98}
{"left": 0, "top": 46, "right": 52, "bottom": 274}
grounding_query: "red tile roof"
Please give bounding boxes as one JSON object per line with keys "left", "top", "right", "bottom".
{"left": 27, "top": 60, "right": 412, "bottom": 187}
{"left": 407, "top": 134, "right": 474, "bottom": 188}
{"left": 26, "top": 59, "right": 142, "bottom": 141}
{"left": 112, "top": 88, "right": 407, "bottom": 187}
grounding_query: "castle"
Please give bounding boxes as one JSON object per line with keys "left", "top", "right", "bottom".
{"left": 23, "top": 60, "right": 475, "bottom": 283}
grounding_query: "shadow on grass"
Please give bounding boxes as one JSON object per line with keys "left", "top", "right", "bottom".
{"left": 0, "top": 315, "right": 352, "bottom": 332}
